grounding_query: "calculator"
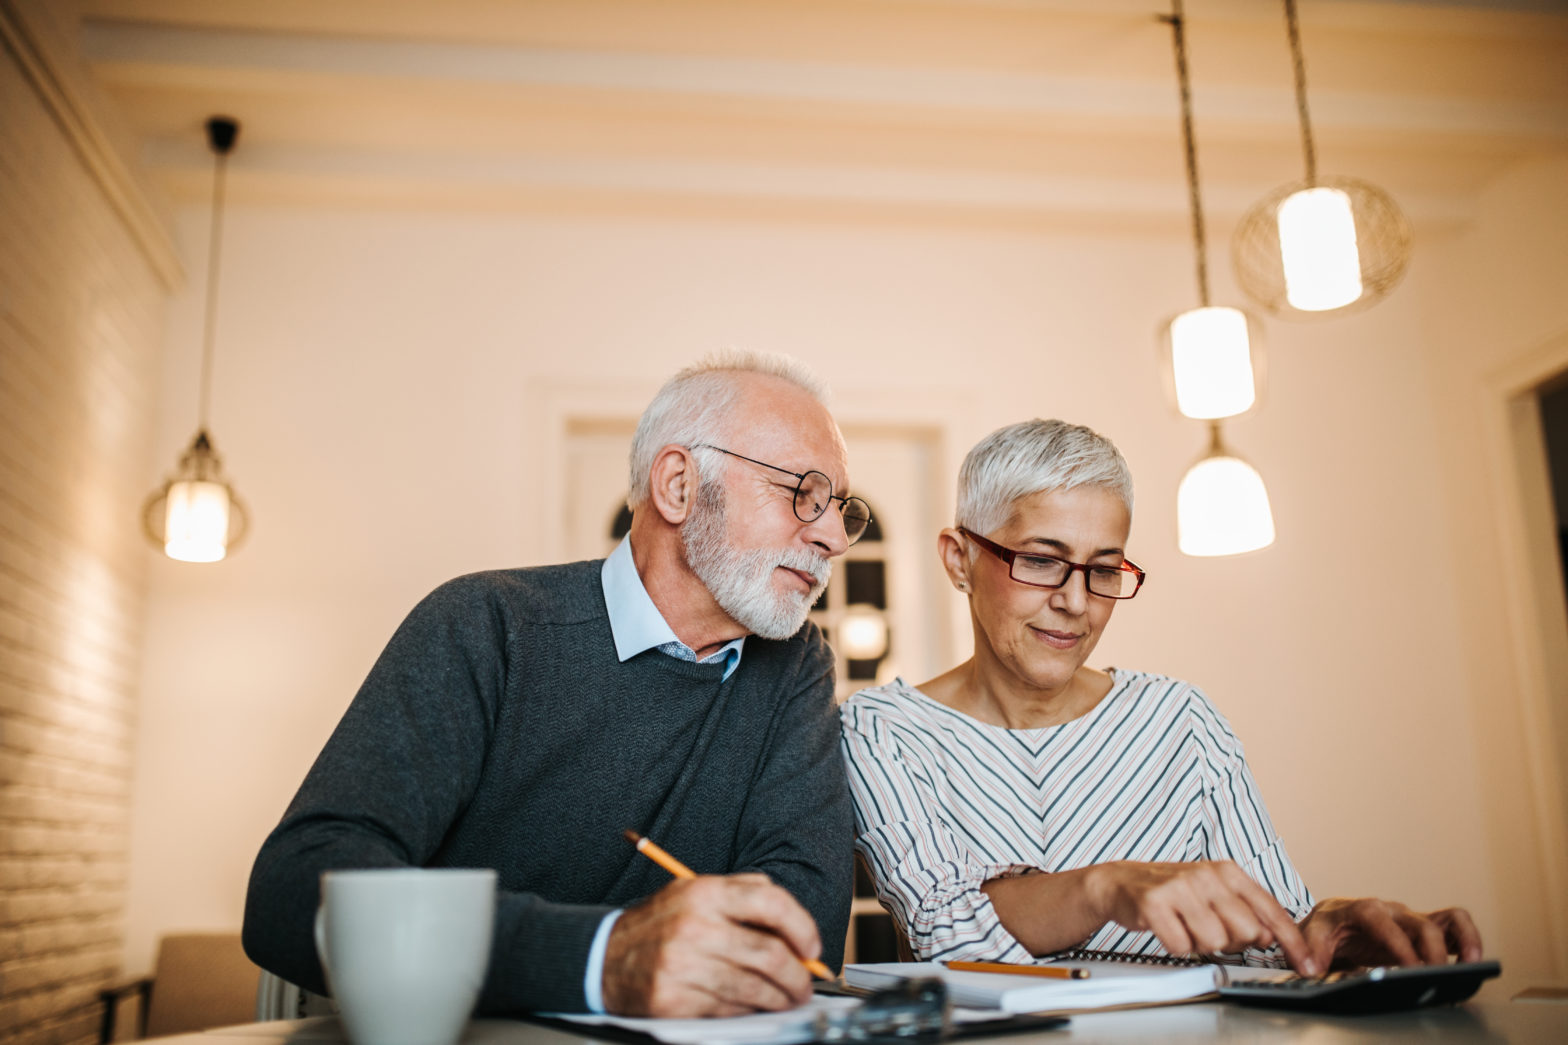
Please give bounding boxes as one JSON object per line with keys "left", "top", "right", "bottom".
{"left": 1217, "top": 960, "right": 1501, "bottom": 1014}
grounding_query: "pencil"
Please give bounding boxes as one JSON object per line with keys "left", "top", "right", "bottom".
{"left": 946, "top": 960, "right": 1090, "bottom": 980}
{"left": 622, "top": 830, "right": 835, "bottom": 980}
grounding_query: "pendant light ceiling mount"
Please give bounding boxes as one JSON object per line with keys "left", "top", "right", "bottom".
{"left": 140, "top": 115, "right": 250, "bottom": 563}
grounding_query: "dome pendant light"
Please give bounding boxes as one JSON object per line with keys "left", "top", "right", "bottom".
{"left": 1177, "top": 423, "right": 1276, "bottom": 558}
{"left": 142, "top": 116, "right": 251, "bottom": 562}
{"left": 1232, "top": 0, "right": 1412, "bottom": 318}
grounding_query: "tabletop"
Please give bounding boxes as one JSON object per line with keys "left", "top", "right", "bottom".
{"left": 180, "top": 997, "right": 1568, "bottom": 1045}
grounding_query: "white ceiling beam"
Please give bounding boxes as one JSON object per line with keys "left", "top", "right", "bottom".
{"left": 138, "top": 135, "right": 1477, "bottom": 229}
{"left": 81, "top": 19, "right": 1568, "bottom": 141}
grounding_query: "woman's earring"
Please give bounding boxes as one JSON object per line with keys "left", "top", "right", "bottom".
{"left": 956, "top": 582, "right": 970, "bottom": 592}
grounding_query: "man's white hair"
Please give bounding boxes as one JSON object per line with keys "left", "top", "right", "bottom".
{"left": 956, "top": 419, "right": 1134, "bottom": 536}
{"left": 627, "top": 350, "right": 829, "bottom": 508}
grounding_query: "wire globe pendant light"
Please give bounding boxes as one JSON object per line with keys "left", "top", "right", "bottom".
{"left": 142, "top": 116, "right": 251, "bottom": 563}
{"left": 1232, "top": 0, "right": 1412, "bottom": 318}
{"left": 1161, "top": 1, "right": 1275, "bottom": 558}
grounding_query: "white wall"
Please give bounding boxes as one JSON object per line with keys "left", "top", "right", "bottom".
{"left": 125, "top": 169, "right": 1568, "bottom": 992}
{"left": 1419, "top": 156, "right": 1568, "bottom": 984}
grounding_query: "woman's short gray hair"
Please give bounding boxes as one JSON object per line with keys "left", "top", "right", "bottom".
{"left": 627, "top": 350, "right": 829, "bottom": 508}
{"left": 956, "top": 419, "right": 1134, "bottom": 535}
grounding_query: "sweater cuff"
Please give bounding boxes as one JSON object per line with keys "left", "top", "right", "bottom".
{"left": 480, "top": 895, "right": 617, "bottom": 1013}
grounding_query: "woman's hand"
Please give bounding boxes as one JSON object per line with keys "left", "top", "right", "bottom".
{"left": 1298, "top": 898, "right": 1483, "bottom": 972}
{"left": 1084, "top": 861, "right": 1318, "bottom": 974}
{"left": 983, "top": 860, "right": 1316, "bottom": 974}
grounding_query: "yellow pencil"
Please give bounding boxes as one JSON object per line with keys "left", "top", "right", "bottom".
{"left": 946, "top": 960, "right": 1090, "bottom": 980}
{"left": 622, "top": 830, "right": 835, "bottom": 980}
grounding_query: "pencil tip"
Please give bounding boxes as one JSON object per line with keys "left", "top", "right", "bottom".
{"left": 622, "top": 829, "right": 641, "bottom": 844}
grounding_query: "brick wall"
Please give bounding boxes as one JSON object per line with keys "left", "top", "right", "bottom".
{"left": 0, "top": 2, "right": 175, "bottom": 1042}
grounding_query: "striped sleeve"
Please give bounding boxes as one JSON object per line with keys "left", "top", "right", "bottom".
{"left": 1190, "top": 693, "right": 1315, "bottom": 965}
{"left": 840, "top": 701, "right": 1037, "bottom": 962}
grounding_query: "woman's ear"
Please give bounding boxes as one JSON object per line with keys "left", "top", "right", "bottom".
{"left": 647, "top": 445, "right": 698, "bottom": 525}
{"left": 937, "top": 528, "right": 973, "bottom": 593}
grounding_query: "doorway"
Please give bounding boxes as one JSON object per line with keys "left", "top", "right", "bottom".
{"left": 1538, "top": 376, "right": 1568, "bottom": 605}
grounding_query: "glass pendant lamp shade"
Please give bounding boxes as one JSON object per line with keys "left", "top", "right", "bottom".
{"left": 1278, "top": 186, "right": 1361, "bottom": 311}
{"left": 143, "top": 430, "right": 250, "bottom": 562}
{"left": 164, "top": 480, "right": 231, "bottom": 562}
{"left": 1177, "top": 427, "right": 1275, "bottom": 557}
{"left": 1165, "top": 306, "right": 1258, "bottom": 420}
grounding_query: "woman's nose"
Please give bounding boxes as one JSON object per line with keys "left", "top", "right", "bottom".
{"left": 1052, "top": 570, "right": 1091, "bottom": 613}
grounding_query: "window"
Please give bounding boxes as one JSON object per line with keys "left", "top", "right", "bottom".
{"left": 807, "top": 499, "right": 889, "bottom": 700}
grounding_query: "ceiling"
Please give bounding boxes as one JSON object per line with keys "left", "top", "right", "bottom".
{"left": 75, "top": 0, "right": 1568, "bottom": 234}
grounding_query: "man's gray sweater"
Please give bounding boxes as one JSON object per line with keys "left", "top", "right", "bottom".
{"left": 242, "top": 560, "right": 853, "bottom": 1014}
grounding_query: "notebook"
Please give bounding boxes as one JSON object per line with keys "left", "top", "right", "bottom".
{"left": 544, "top": 995, "right": 860, "bottom": 1045}
{"left": 844, "top": 960, "right": 1218, "bottom": 1014}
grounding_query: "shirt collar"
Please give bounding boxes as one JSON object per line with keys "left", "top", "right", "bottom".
{"left": 601, "top": 536, "right": 745, "bottom": 675}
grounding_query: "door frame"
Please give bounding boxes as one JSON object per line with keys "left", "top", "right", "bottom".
{"left": 1482, "top": 328, "right": 1568, "bottom": 976}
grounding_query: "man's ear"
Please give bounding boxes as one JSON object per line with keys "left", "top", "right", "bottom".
{"left": 647, "top": 445, "right": 698, "bottom": 525}
{"left": 937, "top": 528, "right": 974, "bottom": 593}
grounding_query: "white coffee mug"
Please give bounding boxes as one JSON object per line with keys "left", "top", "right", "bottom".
{"left": 315, "top": 868, "right": 496, "bottom": 1045}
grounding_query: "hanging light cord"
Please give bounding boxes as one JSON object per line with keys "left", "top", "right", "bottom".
{"left": 197, "top": 141, "right": 230, "bottom": 432}
{"left": 1160, "top": 1, "right": 1209, "bottom": 308}
{"left": 1284, "top": 0, "right": 1317, "bottom": 185}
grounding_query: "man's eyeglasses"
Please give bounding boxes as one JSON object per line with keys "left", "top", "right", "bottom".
{"left": 959, "top": 527, "right": 1145, "bottom": 599}
{"left": 691, "top": 444, "right": 872, "bottom": 546}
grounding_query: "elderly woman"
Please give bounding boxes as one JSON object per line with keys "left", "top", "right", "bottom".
{"left": 841, "top": 419, "right": 1481, "bottom": 975}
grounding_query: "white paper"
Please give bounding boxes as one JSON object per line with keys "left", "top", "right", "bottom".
{"left": 845, "top": 961, "right": 1218, "bottom": 1014}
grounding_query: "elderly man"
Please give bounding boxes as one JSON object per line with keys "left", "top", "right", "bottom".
{"left": 243, "top": 353, "right": 866, "bottom": 1018}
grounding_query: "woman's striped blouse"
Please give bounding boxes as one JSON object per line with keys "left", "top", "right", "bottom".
{"left": 840, "top": 670, "right": 1313, "bottom": 965}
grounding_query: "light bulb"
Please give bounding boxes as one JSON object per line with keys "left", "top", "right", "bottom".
{"left": 1168, "top": 307, "right": 1256, "bottom": 419}
{"left": 838, "top": 606, "right": 889, "bottom": 660}
{"left": 1177, "top": 455, "right": 1275, "bottom": 557}
{"left": 164, "top": 480, "right": 230, "bottom": 562}
{"left": 1278, "top": 187, "right": 1362, "bottom": 312}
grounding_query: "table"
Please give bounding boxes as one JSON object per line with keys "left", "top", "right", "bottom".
{"left": 179, "top": 996, "right": 1568, "bottom": 1045}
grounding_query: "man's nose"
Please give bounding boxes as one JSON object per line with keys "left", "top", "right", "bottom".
{"left": 803, "top": 505, "right": 851, "bottom": 558}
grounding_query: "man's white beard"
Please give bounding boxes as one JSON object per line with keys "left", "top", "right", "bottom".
{"left": 682, "top": 477, "right": 831, "bottom": 640}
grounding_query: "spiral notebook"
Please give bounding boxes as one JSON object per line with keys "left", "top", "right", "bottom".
{"left": 844, "top": 956, "right": 1219, "bottom": 1014}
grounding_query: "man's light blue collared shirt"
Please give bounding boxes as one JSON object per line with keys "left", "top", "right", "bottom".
{"left": 581, "top": 536, "right": 746, "bottom": 1011}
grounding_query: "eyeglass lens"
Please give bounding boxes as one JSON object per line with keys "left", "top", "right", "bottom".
{"left": 1012, "top": 555, "right": 1140, "bottom": 598}
{"left": 794, "top": 471, "right": 871, "bottom": 545}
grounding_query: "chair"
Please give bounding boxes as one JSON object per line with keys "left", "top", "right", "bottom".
{"left": 99, "top": 933, "right": 261, "bottom": 1042}
{"left": 254, "top": 970, "right": 337, "bottom": 1021}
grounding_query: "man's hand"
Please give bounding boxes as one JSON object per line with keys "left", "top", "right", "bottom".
{"left": 600, "top": 874, "right": 823, "bottom": 1018}
{"left": 1299, "top": 898, "right": 1483, "bottom": 972}
{"left": 1086, "top": 861, "right": 1318, "bottom": 975}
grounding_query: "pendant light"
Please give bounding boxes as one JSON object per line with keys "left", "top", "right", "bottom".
{"left": 1177, "top": 423, "right": 1276, "bottom": 557}
{"left": 1232, "top": 0, "right": 1412, "bottom": 318}
{"left": 1161, "top": 2, "right": 1276, "bottom": 558}
{"left": 142, "top": 116, "right": 250, "bottom": 563}
{"left": 1158, "top": 0, "right": 1263, "bottom": 423}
